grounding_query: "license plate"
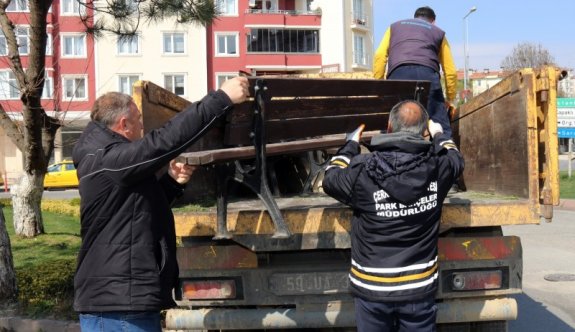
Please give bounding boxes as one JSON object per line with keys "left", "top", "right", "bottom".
{"left": 268, "top": 271, "right": 350, "bottom": 295}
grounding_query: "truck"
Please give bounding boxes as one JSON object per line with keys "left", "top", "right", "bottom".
{"left": 132, "top": 66, "right": 562, "bottom": 331}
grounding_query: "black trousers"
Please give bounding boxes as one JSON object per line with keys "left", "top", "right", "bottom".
{"left": 354, "top": 296, "right": 437, "bottom": 332}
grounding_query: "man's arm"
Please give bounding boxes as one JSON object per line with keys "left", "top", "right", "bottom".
{"left": 322, "top": 141, "right": 362, "bottom": 207}
{"left": 373, "top": 28, "right": 391, "bottom": 79}
{"left": 439, "top": 37, "right": 458, "bottom": 103}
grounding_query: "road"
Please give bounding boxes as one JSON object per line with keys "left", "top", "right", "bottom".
{"left": 505, "top": 208, "right": 575, "bottom": 332}
{"left": 0, "top": 189, "right": 79, "bottom": 200}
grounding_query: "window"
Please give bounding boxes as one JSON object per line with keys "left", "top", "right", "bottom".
{"left": 163, "top": 32, "right": 185, "bottom": 54}
{"left": 0, "top": 70, "right": 52, "bottom": 100}
{"left": 215, "top": 73, "right": 236, "bottom": 90}
{"left": 62, "top": 34, "right": 86, "bottom": 57}
{"left": 216, "top": 33, "right": 238, "bottom": 56}
{"left": 46, "top": 33, "right": 53, "bottom": 56}
{"left": 118, "top": 75, "right": 140, "bottom": 94}
{"left": 16, "top": 27, "right": 29, "bottom": 55}
{"left": 353, "top": 34, "right": 366, "bottom": 66}
{"left": 117, "top": 35, "right": 139, "bottom": 55}
{"left": 251, "top": 0, "right": 278, "bottom": 12}
{"left": 7, "top": 0, "right": 28, "bottom": 12}
{"left": 352, "top": 0, "right": 365, "bottom": 24}
{"left": 164, "top": 74, "right": 185, "bottom": 96}
{"left": 0, "top": 31, "right": 6, "bottom": 56}
{"left": 42, "top": 75, "right": 54, "bottom": 99}
{"left": 0, "top": 29, "right": 49, "bottom": 56}
{"left": 216, "top": 0, "right": 237, "bottom": 15}
{"left": 247, "top": 29, "right": 319, "bottom": 53}
{"left": 63, "top": 76, "right": 87, "bottom": 100}
{"left": 0, "top": 71, "right": 20, "bottom": 99}
{"left": 61, "top": 0, "right": 86, "bottom": 15}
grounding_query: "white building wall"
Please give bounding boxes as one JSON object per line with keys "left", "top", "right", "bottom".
{"left": 311, "top": 0, "right": 373, "bottom": 72}
{"left": 95, "top": 21, "right": 208, "bottom": 103}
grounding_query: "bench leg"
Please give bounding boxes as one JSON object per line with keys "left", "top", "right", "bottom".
{"left": 232, "top": 162, "right": 291, "bottom": 239}
{"left": 213, "top": 164, "right": 233, "bottom": 240}
{"left": 302, "top": 150, "right": 328, "bottom": 193}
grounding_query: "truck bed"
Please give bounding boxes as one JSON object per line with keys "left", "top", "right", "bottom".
{"left": 174, "top": 192, "right": 535, "bottom": 250}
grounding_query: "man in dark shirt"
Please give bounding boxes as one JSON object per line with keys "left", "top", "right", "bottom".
{"left": 73, "top": 77, "right": 249, "bottom": 332}
{"left": 323, "top": 100, "right": 464, "bottom": 331}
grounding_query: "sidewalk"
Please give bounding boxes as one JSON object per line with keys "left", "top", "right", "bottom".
{"left": 0, "top": 316, "right": 79, "bottom": 332}
{"left": 557, "top": 198, "right": 575, "bottom": 211}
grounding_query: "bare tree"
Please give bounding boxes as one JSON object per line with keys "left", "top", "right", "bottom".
{"left": 500, "top": 42, "right": 556, "bottom": 72}
{"left": 0, "top": 0, "right": 217, "bottom": 238}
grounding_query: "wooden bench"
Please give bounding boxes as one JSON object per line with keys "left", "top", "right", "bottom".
{"left": 175, "top": 77, "right": 430, "bottom": 240}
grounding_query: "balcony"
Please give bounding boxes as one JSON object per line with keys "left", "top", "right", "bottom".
{"left": 244, "top": 0, "right": 321, "bottom": 27}
{"left": 352, "top": 51, "right": 371, "bottom": 70}
{"left": 351, "top": 13, "right": 369, "bottom": 30}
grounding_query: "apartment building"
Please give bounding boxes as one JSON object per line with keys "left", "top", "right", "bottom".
{"left": 209, "top": 0, "right": 373, "bottom": 90}
{"left": 0, "top": 0, "right": 373, "bottom": 186}
{"left": 0, "top": 0, "right": 96, "bottom": 185}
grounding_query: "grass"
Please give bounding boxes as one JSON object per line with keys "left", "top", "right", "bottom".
{"left": 2, "top": 202, "right": 80, "bottom": 319}
{"left": 4, "top": 206, "right": 81, "bottom": 269}
{"left": 560, "top": 171, "right": 575, "bottom": 199}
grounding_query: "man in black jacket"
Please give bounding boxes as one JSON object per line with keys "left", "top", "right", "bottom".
{"left": 323, "top": 100, "right": 464, "bottom": 332}
{"left": 72, "top": 77, "right": 249, "bottom": 332}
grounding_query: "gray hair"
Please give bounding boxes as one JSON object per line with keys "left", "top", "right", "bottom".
{"left": 90, "top": 92, "right": 134, "bottom": 128}
{"left": 388, "top": 100, "right": 429, "bottom": 135}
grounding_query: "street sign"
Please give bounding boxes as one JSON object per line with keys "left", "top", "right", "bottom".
{"left": 558, "top": 98, "right": 575, "bottom": 137}
{"left": 558, "top": 128, "right": 575, "bottom": 138}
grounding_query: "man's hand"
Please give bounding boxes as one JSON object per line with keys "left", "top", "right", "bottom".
{"left": 168, "top": 160, "right": 196, "bottom": 185}
{"left": 428, "top": 120, "right": 443, "bottom": 138}
{"left": 346, "top": 124, "right": 365, "bottom": 143}
{"left": 220, "top": 77, "right": 250, "bottom": 104}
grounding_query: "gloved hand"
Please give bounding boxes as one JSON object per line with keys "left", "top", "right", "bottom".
{"left": 346, "top": 124, "right": 365, "bottom": 143}
{"left": 427, "top": 120, "right": 443, "bottom": 138}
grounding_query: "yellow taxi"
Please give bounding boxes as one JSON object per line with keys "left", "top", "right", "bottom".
{"left": 44, "top": 160, "right": 79, "bottom": 189}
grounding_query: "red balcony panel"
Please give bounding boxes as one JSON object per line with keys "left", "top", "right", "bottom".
{"left": 244, "top": 13, "right": 287, "bottom": 26}
{"left": 285, "top": 53, "right": 321, "bottom": 66}
{"left": 245, "top": 53, "right": 288, "bottom": 67}
{"left": 284, "top": 14, "right": 320, "bottom": 26}
{"left": 244, "top": 12, "right": 320, "bottom": 27}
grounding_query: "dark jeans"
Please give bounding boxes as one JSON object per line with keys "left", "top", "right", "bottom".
{"left": 79, "top": 311, "right": 162, "bottom": 332}
{"left": 354, "top": 296, "right": 437, "bottom": 332}
{"left": 388, "top": 65, "right": 452, "bottom": 137}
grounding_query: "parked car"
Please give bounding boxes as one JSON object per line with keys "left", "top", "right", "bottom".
{"left": 44, "top": 160, "right": 79, "bottom": 189}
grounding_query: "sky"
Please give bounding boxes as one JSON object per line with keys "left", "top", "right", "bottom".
{"left": 372, "top": 1, "right": 575, "bottom": 71}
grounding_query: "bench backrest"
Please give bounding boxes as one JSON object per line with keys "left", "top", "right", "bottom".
{"left": 226, "top": 77, "right": 430, "bottom": 146}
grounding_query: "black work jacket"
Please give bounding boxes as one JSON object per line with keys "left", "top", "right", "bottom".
{"left": 72, "top": 90, "right": 233, "bottom": 312}
{"left": 323, "top": 132, "right": 464, "bottom": 302}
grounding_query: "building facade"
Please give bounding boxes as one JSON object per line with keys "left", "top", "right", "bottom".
{"left": 0, "top": 0, "right": 373, "bottom": 188}
{"left": 0, "top": 0, "right": 96, "bottom": 185}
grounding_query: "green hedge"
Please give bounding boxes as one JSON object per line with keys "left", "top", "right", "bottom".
{"left": 16, "top": 259, "right": 77, "bottom": 319}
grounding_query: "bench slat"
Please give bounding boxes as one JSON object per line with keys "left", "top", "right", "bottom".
{"left": 225, "top": 114, "right": 389, "bottom": 146}
{"left": 181, "top": 131, "right": 381, "bottom": 166}
{"left": 247, "top": 77, "right": 428, "bottom": 99}
{"left": 229, "top": 96, "right": 398, "bottom": 123}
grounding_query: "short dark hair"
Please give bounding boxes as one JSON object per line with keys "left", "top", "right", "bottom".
{"left": 388, "top": 100, "right": 429, "bottom": 135}
{"left": 414, "top": 6, "right": 436, "bottom": 21}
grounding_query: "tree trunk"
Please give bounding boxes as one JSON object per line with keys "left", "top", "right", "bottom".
{"left": 0, "top": 205, "right": 18, "bottom": 308}
{"left": 11, "top": 172, "right": 44, "bottom": 237}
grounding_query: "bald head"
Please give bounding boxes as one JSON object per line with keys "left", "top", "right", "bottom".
{"left": 387, "top": 100, "right": 429, "bottom": 135}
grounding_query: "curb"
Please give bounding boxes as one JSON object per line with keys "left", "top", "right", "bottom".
{"left": 557, "top": 199, "right": 575, "bottom": 211}
{"left": 0, "top": 317, "right": 80, "bottom": 332}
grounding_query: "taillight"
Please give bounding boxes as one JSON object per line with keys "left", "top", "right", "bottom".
{"left": 182, "top": 280, "right": 237, "bottom": 300}
{"left": 451, "top": 270, "right": 503, "bottom": 291}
